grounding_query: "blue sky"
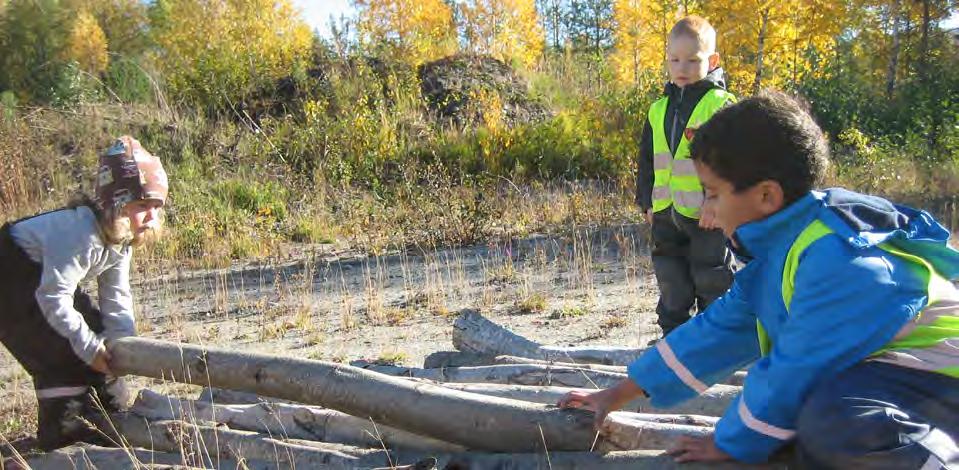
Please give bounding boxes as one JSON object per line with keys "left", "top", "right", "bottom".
{"left": 291, "top": 0, "right": 356, "bottom": 37}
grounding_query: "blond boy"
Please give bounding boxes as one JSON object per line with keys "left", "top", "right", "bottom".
{"left": 636, "top": 16, "right": 736, "bottom": 339}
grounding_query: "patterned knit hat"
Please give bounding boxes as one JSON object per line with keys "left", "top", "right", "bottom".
{"left": 95, "top": 136, "right": 168, "bottom": 210}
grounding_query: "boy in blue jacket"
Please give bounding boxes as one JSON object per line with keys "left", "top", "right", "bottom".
{"left": 560, "top": 90, "right": 958, "bottom": 468}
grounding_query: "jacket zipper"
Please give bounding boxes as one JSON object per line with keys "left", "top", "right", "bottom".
{"left": 670, "top": 87, "right": 685, "bottom": 154}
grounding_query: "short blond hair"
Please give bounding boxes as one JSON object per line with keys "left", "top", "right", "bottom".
{"left": 669, "top": 16, "right": 716, "bottom": 53}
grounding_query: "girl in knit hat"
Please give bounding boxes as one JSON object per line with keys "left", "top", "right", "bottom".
{"left": 0, "top": 136, "right": 168, "bottom": 450}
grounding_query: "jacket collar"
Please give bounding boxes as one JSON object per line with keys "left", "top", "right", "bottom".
{"left": 732, "top": 192, "right": 821, "bottom": 260}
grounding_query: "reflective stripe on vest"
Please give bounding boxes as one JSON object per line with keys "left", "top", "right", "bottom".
{"left": 760, "top": 219, "right": 959, "bottom": 378}
{"left": 648, "top": 89, "right": 735, "bottom": 219}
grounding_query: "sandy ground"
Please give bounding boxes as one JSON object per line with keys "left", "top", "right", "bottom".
{"left": 0, "top": 223, "right": 667, "bottom": 443}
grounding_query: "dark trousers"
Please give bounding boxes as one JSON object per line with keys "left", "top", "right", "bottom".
{"left": 0, "top": 223, "right": 112, "bottom": 449}
{"left": 0, "top": 223, "right": 106, "bottom": 391}
{"left": 650, "top": 207, "right": 734, "bottom": 335}
{"left": 797, "top": 361, "right": 958, "bottom": 469}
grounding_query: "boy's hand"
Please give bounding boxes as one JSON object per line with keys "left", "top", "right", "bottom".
{"left": 667, "top": 435, "right": 732, "bottom": 463}
{"left": 643, "top": 209, "right": 653, "bottom": 225}
{"left": 90, "top": 345, "right": 113, "bottom": 375}
{"left": 557, "top": 380, "right": 645, "bottom": 431}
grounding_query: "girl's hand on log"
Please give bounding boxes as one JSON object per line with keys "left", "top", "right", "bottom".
{"left": 90, "top": 343, "right": 113, "bottom": 375}
{"left": 667, "top": 435, "right": 732, "bottom": 463}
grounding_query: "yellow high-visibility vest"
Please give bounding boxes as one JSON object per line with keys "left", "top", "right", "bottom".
{"left": 758, "top": 219, "right": 959, "bottom": 378}
{"left": 649, "top": 89, "right": 735, "bottom": 219}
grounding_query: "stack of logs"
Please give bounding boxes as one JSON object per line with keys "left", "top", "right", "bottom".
{"left": 11, "top": 310, "right": 769, "bottom": 470}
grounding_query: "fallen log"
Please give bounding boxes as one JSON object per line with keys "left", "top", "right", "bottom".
{"left": 197, "top": 387, "right": 296, "bottom": 405}
{"left": 453, "top": 309, "right": 644, "bottom": 365}
{"left": 409, "top": 450, "right": 783, "bottom": 470}
{"left": 352, "top": 362, "right": 628, "bottom": 389}
{"left": 13, "top": 444, "right": 249, "bottom": 470}
{"left": 422, "top": 352, "right": 749, "bottom": 387}
{"left": 434, "top": 382, "right": 738, "bottom": 417}
{"left": 196, "top": 381, "right": 737, "bottom": 418}
{"left": 133, "top": 389, "right": 464, "bottom": 452}
{"left": 15, "top": 441, "right": 784, "bottom": 470}
{"left": 110, "top": 337, "right": 703, "bottom": 452}
{"left": 113, "top": 414, "right": 743, "bottom": 469}
{"left": 111, "top": 414, "right": 391, "bottom": 468}
{"left": 423, "top": 350, "right": 497, "bottom": 368}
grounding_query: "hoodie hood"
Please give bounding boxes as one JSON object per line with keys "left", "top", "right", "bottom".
{"left": 816, "top": 188, "right": 959, "bottom": 280}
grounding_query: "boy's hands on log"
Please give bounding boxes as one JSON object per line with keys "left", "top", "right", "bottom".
{"left": 557, "top": 379, "right": 645, "bottom": 431}
{"left": 667, "top": 435, "right": 732, "bottom": 463}
{"left": 90, "top": 343, "right": 113, "bottom": 375}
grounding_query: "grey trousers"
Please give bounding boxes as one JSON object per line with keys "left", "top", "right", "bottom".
{"left": 650, "top": 207, "right": 734, "bottom": 335}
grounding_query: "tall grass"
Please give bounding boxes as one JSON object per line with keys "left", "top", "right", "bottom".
{"left": 0, "top": 52, "right": 955, "bottom": 272}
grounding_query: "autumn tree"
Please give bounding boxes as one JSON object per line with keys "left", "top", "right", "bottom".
{"left": 458, "top": 0, "right": 544, "bottom": 67}
{"left": 63, "top": 10, "right": 109, "bottom": 75}
{"left": 566, "top": 0, "right": 615, "bottom": 52}
{"left": 537, "top": 0, "right": 568, "bottom": 48}
{"left": 609, "top": 0, "right": 680, "bottom": 83}
{"left": 0, "top": 0, "right": 68, "bottom": 101}
{"left": 701, "top": 0, "right": 848, "bottom": 93}
{"left": 354, "top": 0, "right": 457, "bottom": 65}
{"left": 149, "top": 0, "right": 313, "bottom": 110}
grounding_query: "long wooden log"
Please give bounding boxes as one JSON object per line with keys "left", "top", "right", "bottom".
{"left": 111, "top": 337, "right": 705, "bottom": 452}
{"left": 133, "top": 389, "right": 464, "bottom": 452}
{"left": 453, "top": 309, "right": 645, "bottom": 365}
{"left": 197, "top": 380, "right": 737, "bottom": 418}
{"left": 13, "top": 443, "right": 783, "bottom": 470}
{"left": 352, "top": 362, "right": 628, "bottom": 389}
{"left": 434, "top": 382, "right": 738, "bottom": 417}
{"left": 403, "top": 450, "right": 782, "bottom": 470}
{"left": 14, "top": 444, "right": 250, "bottom": 470}
{"left": 113, "top": 414, "right": 756, "bottom": 469}
{"left": 111, "top": 413, "right": 389, "bottom": 468}
{"left": 424, "top": 352, "right": 749, "bottom": 387}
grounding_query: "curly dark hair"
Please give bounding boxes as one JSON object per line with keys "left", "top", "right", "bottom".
{"left": 690, "top": 90, "right": 830, "bottom": 204}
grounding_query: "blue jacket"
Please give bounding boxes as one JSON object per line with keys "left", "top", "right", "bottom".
{"left": 627, "top": 188, "right": 959, "bottom": 462}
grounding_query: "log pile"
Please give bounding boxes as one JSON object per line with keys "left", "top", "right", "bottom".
{"left": 6, "top": 309, "right": 771, "bottom": 470}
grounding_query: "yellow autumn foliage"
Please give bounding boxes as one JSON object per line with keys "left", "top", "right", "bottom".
{"left": 151, "top": 0, "right": 313, "bottom": 109}
{"left": 701, "top": 0, "right": 847, "bottom": 92}
{"left": 610, "top": 0, "right": 679, "bottom": 84}
{"left": 460, "top": 0, "right": 544, "bottom": 68}
{"left": 355, "top": 0, "right": 457, "bottom": 65}
{"left": 63, "top": 10, "right": 109, "bottom": 74}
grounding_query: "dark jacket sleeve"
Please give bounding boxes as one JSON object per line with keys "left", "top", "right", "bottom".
{"left": 636, "top": 119, "right": 654, "bottom": 210}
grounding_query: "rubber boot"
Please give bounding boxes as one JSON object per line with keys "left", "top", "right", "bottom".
{"left": 36, "top": 393, "right": 113, "bottom": 451}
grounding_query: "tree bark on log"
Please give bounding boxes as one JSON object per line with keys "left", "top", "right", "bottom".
{"left": 112, "top": 415, "right": 755, "bottom": 469}
{"left": 133, "top": 389, "right": 465, "bottom": 452}
{"left": 196, "top": 380, "right": 737, "bottom": 419}
{"left": 110, "top": 337, "right": 703, "bottom": 452}
{"left": 433, "top": 382, "right": 738, "bottom": 417}
{"left": 14, "top": 444, "right": 248, "bottom": 470}
{"left": 353, "top": 362, "right": 629, "bottom": 389}
{"left": 110, "top": 414, "right": 389, "bottom": 468}
{"left": 452, "top": 309, "right": 644, "bottom": 365}
{"left": 423, "top": 351, "right": 749, "bottom": 387}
